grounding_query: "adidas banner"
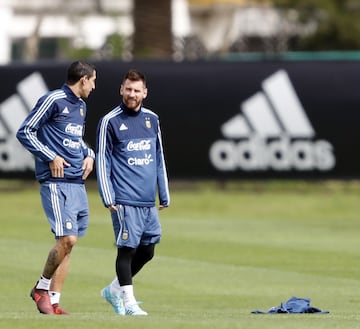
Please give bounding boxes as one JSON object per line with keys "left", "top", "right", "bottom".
{"left": 0, "top": 60, "right": 359, "bottom": 179}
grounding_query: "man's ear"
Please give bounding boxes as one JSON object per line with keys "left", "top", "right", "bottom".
{"left": 81, "top": 76, "right": 88, "bottom": 85}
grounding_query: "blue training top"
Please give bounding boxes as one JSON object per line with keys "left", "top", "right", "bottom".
{"left": 96, "top": 103, "right": 170, "bottom": 208}
{"left": 16, "top": 84, "right": 95, "bottom": 183}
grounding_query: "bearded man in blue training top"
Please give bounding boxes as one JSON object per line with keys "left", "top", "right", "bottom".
{"left": 96, "top": 69, "right": 170, "bottom": 316}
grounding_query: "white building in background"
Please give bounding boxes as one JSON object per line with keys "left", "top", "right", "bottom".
{"left": 0, "top": 0, "right": 301, "bottom": 64}
{"left": 0, "top": 0, "right": 135, "bottom": 63}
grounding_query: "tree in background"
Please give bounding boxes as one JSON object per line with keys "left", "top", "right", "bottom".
{"left": 273, "top": 0, "right": 360, "bottom": 50}
{"left": 132, "top": 0, "right": 173, "bottom": 58}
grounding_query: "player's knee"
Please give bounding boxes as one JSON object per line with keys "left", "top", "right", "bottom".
{"left": 141, "top": 244, "right": 155, "bottom": 262}
{"left": 117, "top": 246, "right": 136, "bottom": 260}
{"left": 58, "top": 235, "right": 77, "bottom": 253}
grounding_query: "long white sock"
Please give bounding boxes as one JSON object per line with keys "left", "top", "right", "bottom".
{"left": 110, "top": 277, "right": 122, "bottom": 295}
{"left": 49, "top": 291, "right": 61, "bottom": 305}
{"left": 36, "top": 276, "right": 51, "bottom": 290}
{"left": 121, "top": 285, "right": 136, "bottom": 305}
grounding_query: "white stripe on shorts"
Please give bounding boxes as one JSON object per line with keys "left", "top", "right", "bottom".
{"left": 50, "top": 183, "right": 63, "bottom": 236}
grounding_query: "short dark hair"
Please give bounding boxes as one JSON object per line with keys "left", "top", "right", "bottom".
{"left": 123, "top": 69, "right": 146, "bottom": 87}
{"left": 67, "top": 61, "right": 96, "bottom": 84}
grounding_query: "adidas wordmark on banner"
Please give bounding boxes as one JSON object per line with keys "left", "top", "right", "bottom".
{"left": 209, "top": 70, "right": 336, "bottom": 172}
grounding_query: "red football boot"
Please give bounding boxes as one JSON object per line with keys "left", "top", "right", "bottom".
{"left": 30, "top": 287, "right": 55, "bottom": 314}
{"left": 52, "top": 303, "right": 69, "bottom": 315}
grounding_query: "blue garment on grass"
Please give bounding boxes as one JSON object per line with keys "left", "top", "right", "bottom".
{"left": 251, "top": 296, "right": 329, "bottom": 314}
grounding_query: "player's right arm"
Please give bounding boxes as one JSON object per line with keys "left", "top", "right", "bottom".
{"left": 16, "top": 93, "right": 58, "bottom": 162}
{"left": 96, "top": 115, "right": 116, "bottom": 207}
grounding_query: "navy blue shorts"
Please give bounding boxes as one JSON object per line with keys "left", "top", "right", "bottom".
{"left": 111, "top": 204, "right": 161, "bottom": 248}
{"left": 40, "top": 182, "right": 89, "bottom": 238}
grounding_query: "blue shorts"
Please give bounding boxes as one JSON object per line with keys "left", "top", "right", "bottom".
{"left": 40, "top": 182, "right": 89, "bottom": 238}
{"left": 111, "top": 205, "right": 161, "bottom": 248}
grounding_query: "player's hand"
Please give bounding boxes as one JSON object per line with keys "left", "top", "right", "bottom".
{"left": 108, "top": 205, "right": 117, "bottom": 212}
{"left": 82, "top": 156, "right": 94, "bottom": 180}
{"left": 159, "top": 205, "right": 167, "bottom": 211}
{"left": 49, "top": 156, "right": 71, "bottom": 178}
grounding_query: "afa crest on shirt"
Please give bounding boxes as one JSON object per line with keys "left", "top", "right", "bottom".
{"left": 145, "top": 117, "right": 151, "bottom": 128}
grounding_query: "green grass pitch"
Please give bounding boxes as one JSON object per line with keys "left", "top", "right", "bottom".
{"left": 1, "top": 179, "right": 360, "bottom": 328}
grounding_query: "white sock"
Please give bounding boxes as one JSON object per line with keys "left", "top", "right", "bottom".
{"left": 49, "top": 291, "right": 61, "bottom": 305}
{"left": 110, "top": 277, "right": 121, "bottom": 295}
{"left": 36, "top": 276, "right": 51, "bottom": 290}
{"left": 121, "top": 285, "right": 136, "bottom": 305}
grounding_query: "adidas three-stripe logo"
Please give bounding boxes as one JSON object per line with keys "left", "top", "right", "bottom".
{"left": 209, "top": 70, "right": 336, "bottom": 172}
{"left": 222, "top": 70, "right": 314, "bottom": 139}
{"left": 0, "top": 72, "right": 48, "bottom": 172}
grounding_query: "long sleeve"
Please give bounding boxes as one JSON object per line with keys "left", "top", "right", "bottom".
{"left": 156, "top": 123, "right": 170, "bottom": 207}
{"left": 16, "top": 93, "right": 59, "bottom": 162}
{"left": 96, "top": 115, "right": 116, "bottom": 207}
{"left": 81, "top": 139, "right": 95, "bottom": 159}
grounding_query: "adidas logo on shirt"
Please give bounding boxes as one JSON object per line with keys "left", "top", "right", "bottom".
{"left": 62, "top": 107, "right": 69, "bottom": 114}
{"left": 209, "top": 70, "right": 336, "bottom": 172}
{"left": 119, "top": 123, "right": 128, "bottom": 131}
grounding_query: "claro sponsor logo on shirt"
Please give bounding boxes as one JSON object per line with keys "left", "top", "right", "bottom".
{"left": 127, "top": 140, "right": 153, "bottom": 166}
{"left": 63, "top": 138, "right": 81, "bottom": 149}
{"left": 128, "top": 154, "right": 153, "bottom": 166}
{"left": 209, "top": 70, "right": 336, "bottom": 172}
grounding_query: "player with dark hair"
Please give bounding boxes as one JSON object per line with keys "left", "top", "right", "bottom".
{"left": 16, "top": 61, "right": 96, "bottom": 315}
{"left": 96, "top": 69, "right": 170, "bottom": 316}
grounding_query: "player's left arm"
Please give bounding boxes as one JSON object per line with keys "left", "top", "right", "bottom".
{"left": 80, "top": 139, "right": 95, "bottom": 180}
{"left": 82, "top": 156, "right": 94, "bottom": 180}
{"left": 156, "top": 124, "right": 170, "bottom": 208}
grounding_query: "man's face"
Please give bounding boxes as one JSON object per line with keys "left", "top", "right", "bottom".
{"left": 120, "top": 79, "right": 147, "bottom": 111}
{"left": 80, "top": 71, "right": 96, "bottom": 99}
